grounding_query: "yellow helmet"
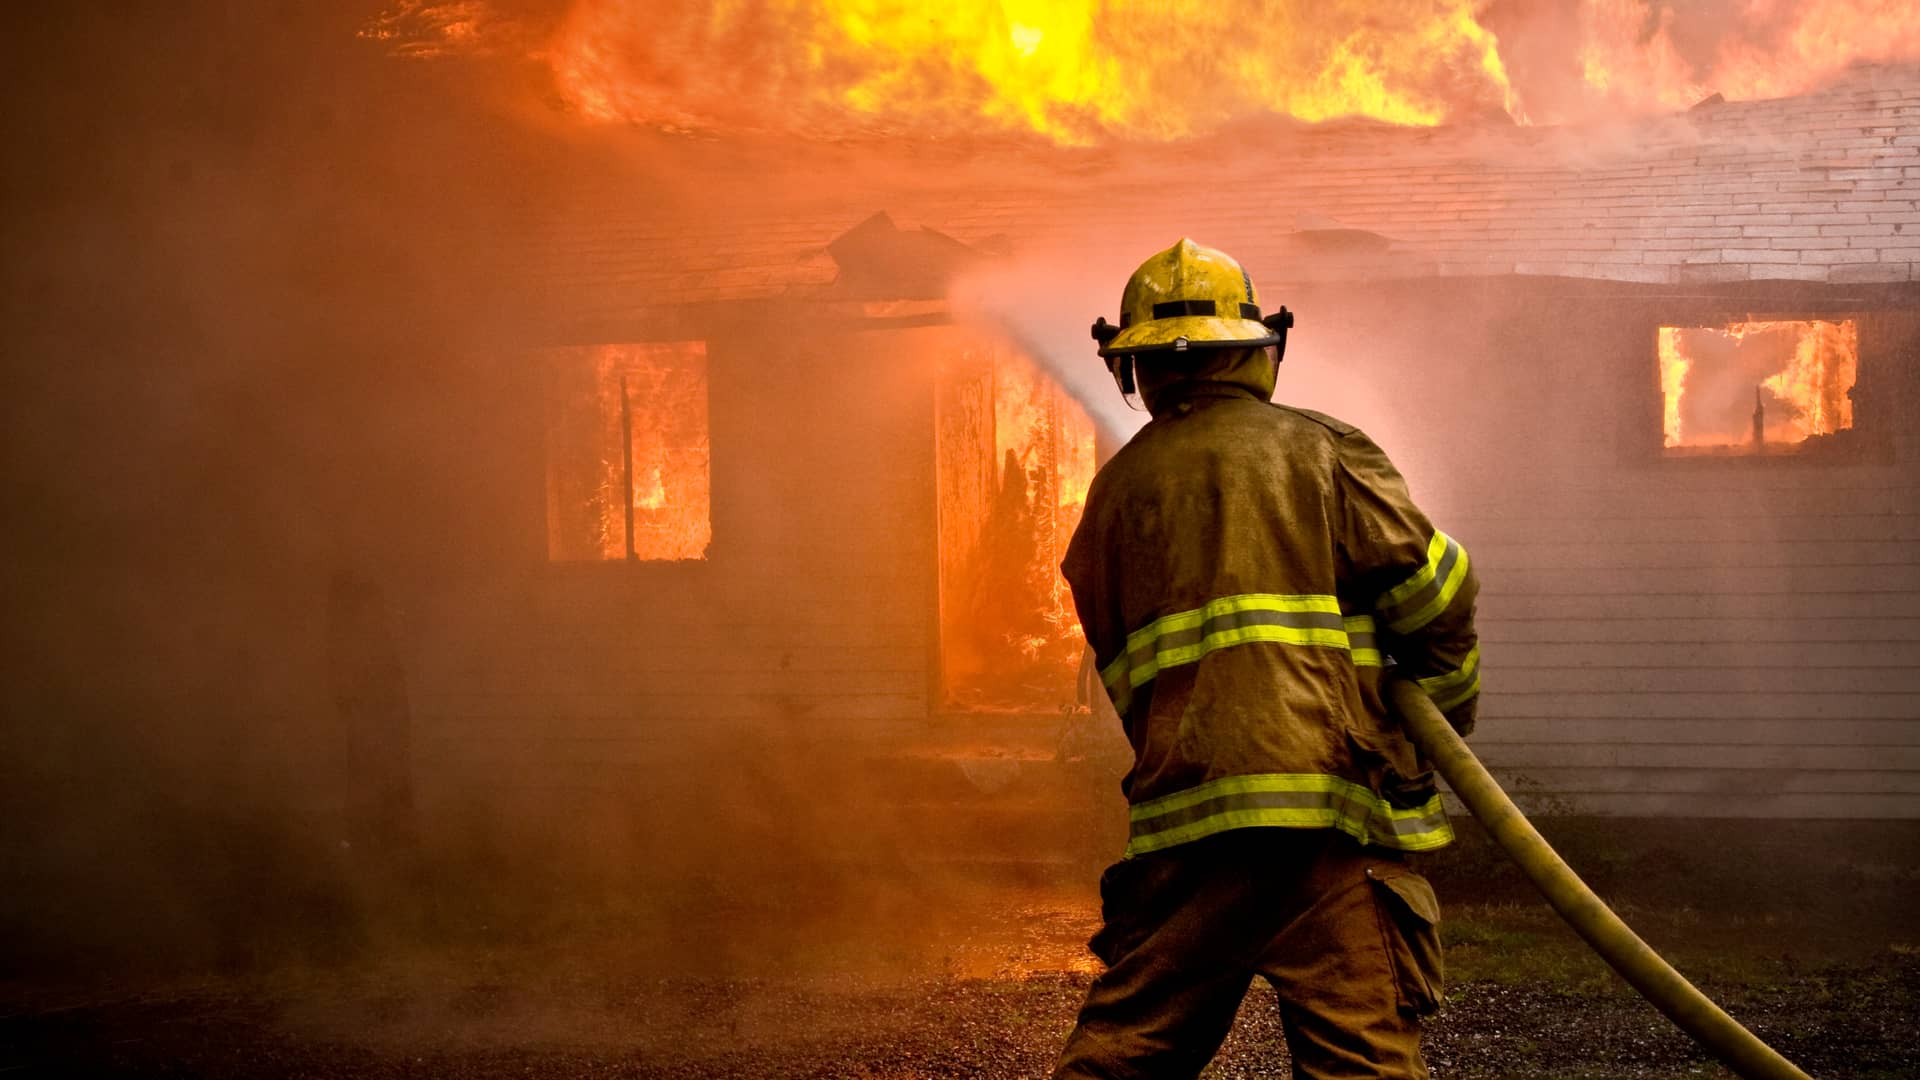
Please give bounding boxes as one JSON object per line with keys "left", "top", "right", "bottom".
{"left": 1091, "top": 238, "right": 1291, "bottom": 357}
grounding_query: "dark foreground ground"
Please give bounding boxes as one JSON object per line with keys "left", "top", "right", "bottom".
{"left": 4, "top": 820, "right": 1917, "bottom": 1078}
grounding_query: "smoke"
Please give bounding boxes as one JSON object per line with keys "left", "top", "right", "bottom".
{"left": 949, "top": 249, "right": 1412, "bottom": 470}
{"left": 0, "top": 3, "right": 647, "bottom": 974}
{"left": 949, "top": 261, "right": 1147, "bottom": 450}
{"left": 1480, "top": 0, "right": 1920, "bottom": 120}
{"left": 0, "top": 6, "right": 1131, "bottom": 988}
{"left": 1, "top": 0, "right": 1903, "bottom": 1036}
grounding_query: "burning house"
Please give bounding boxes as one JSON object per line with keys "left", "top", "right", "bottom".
{"left": 8, "top": 7, "right": 1920, "bottom": 1072}
{"left": 378, "top": 60, "right": 1920, "bottom": 870}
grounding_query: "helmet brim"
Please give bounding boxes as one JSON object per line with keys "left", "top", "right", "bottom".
{"left": 1097, "top": 315, "right": 1279, "bottom": 357}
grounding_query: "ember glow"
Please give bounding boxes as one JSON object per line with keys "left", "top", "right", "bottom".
{"left": 1658, "top": 320, "right": 1857, "bottom": 454}
{"left": 545, "top": 343, "right": 712, "bottom": 561}
{"left": 359, "top": 0, "right": 521, "bottom": 58}
{"left": 937, "top": 343, "right": 1095, "bottom": 708}
{"left": 369, "top": 1, "right": 1920, "bottom": 140}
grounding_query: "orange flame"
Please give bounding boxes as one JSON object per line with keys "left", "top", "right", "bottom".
{"left": 547, "top": 0, "right": 1519, "bottom": 141}
{"left": 1758, "top": 320, "right": 1857, "bottom": 443}
{"left": 360, "top": 0, "right": 517, "bottom": 58}
{"left": 543, "top": 343, "right": 711, "bottom": 562}
{"left": 1657, "top": 326, "right": 1691, "bottom": 447}
{"left": 991, "top": 347, "right": 1095, "bottom": 645}
{"left": 1658, "top": 319, "right": 1857, "bottom": 453}
{"left": 937, "top": 341, "right": 1094, "bottom": 708}
{"left": 596, "top": 345, "right": 712, "bottom": 560}
{"left": 371, "top": 2, "right": 1920, "bottom": 139}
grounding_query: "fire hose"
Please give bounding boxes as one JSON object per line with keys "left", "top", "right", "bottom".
{"left": 1388, "top": 680, "right": 1815, "bottom": 1080}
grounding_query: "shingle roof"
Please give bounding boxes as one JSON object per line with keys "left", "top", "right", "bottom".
{"left": 516, "top": 62, "right": 1920, "bottom": 327}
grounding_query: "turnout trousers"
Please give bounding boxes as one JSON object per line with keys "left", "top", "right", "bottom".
{"left": 1052, "top": 828, "right": 1444, "bottom": 1080}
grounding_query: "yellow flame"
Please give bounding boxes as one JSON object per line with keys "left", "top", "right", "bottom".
{"left": 1759, "top": 320, "right": 1856, "bottom": 442}
{"left": 593, "top": 344, "right": 711, "bottom": 561}
{"left": 549, "top": 0, "right": 1519, "bottom": 142}
{"left": 370, "top": 2, "right": 1920, "bottom": 141}
{"left": 1659, "top": 320, "right": 1856, "bottom": 452}
{"left": 1657, "top": 327, "right": 1690, "bottom": 447}
{"left": 1009, "top": 22, "right": 1044, "bottom": 58}
{"left": 634, "top": 464, "right": 667, "bottom": 511}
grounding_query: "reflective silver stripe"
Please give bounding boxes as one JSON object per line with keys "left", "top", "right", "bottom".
{"left": 1416, "top": 644, "right": 1481, "bottom": 712}
{"left": 1098, "top": 594, "right": 1360, "bottom": 714}
{"left": 1127, "top": 773, "right": 1454, "bottom": 856}
{"left": 1377, "top": 531, "right": 1471, "bottom": 635}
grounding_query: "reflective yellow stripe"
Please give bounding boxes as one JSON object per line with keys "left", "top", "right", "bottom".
{"left": 1121, "top": 593, "right": 1342, "bottom": 656}
{"left": 1378, "top": 531, "right": 1471, "bottom": 635}
{"left": 1127, "top": 773, "right": 1454, "bottom": 856}
{"left": 1098, "top": 594, "right": 1372, "bottom": 714}
{"left": 1145, "top": 622, "right": 1350, "bottom": 675}
{"left": 1378, "top": 533, "right": 1449, "bottom": 609}
{"left": 1344, "top": 614, "right": 1381, "bottom": 667}
{"left": 1415, "top": 644, "right": 1481, "bottom": 712}
{"left": 1396, "top": 549, "right": 1471, "bottom": 635}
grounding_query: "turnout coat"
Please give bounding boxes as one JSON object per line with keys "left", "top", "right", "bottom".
{"left": 1063, "top": 378, "right": 1480, "bottom": 857}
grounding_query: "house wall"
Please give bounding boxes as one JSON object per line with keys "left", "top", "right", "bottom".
{"left": 398, "top": 314, "right": 957, "bottom": 868}
{"left": 398, "top": 273, "right": 1919, "bottom": 873}
{"left": 1289, "top": 277, "right": 1920, "bottom": 818}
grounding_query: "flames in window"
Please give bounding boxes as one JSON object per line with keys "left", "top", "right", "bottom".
{"left": 1657, "top": 320, "right": 1857, "bottom": 455}
{"left": 937, "top": 344, "right": 1096, "bottom": 710}
{"left": 546, "top": 343, "right": 711, "bottom": 561}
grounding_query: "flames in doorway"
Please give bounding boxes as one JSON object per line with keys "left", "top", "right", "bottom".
{"left": 1657, "top": 319, "right": 1857, "bottom": 455}
{"left": 937, "top": 342, "right": 1096, "bottom": 711}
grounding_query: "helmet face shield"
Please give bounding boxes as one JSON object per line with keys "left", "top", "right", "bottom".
{"left": 1095, "top": 238, "right": 1280, "bottom": 357}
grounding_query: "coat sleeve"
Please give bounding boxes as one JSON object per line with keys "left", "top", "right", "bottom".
{"left": 1061, "top": 481, "right": 1122, "bottom": 683}
{"left": 1334, "top": 430, "right": 1482, "bottom": 735}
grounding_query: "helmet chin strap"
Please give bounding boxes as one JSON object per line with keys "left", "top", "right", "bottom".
{"left": 1092, "top": 316, "right": 1144, "bottom": 408}
{"left": 1109, "top": 355, "right": 1147, "bottom": 412}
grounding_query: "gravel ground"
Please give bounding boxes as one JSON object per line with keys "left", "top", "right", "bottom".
{"left": 8, "top": 824, "right": 1917, "bottom": 1080}
{"left": 4, "top": 945, "right": 1914, "bottom": 1078}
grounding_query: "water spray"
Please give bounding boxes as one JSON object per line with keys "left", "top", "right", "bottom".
{"left": 950, "top": 268, "right": 1148, "bottom": 450}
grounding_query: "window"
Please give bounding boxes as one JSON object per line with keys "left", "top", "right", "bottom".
{"left": 1656, "top": 319, "right": 1858, "bottom": 457}
{"left": 545, "top": 342, "right": 711, "bottom": 561}
{"left": 935, "top": 342, "right": 1096, "bottom": 710}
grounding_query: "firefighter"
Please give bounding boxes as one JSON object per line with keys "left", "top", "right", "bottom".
{"left": 1052, "top": 239, "right": 1480, "bottom": 1080}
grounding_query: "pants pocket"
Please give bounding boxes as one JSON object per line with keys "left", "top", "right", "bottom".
{"left": 1368, "top": 866, "right": 1445, "bottom": 1015}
